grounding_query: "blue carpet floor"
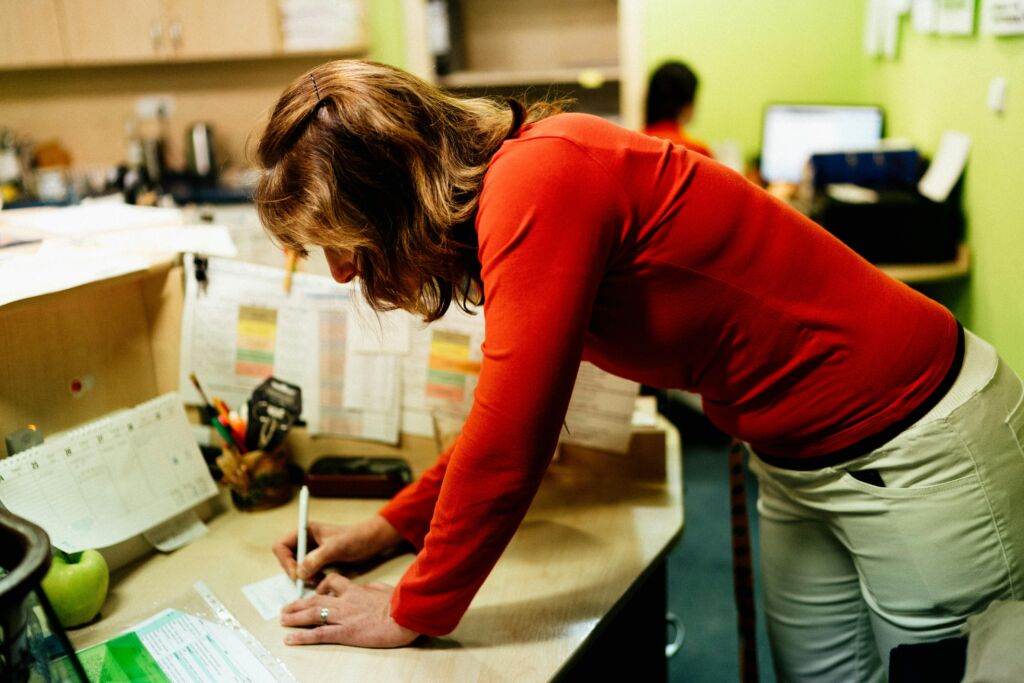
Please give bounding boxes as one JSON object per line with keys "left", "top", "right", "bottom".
{"left": 664, "top": 409, "right": 777, "bottom": 683}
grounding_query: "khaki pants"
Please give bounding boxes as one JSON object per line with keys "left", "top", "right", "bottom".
{"left": 751, "top": 331, "right": 1024, "bottom": 682}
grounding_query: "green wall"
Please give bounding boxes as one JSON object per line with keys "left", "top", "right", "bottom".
{"left": 371, "top": 3, "right": 1024, "bottom": 369}
{"left": 368, "top": 0, "right": 407, "bottom": 67}
{"left": 864, "top": 25, "right": 1024, "bottom": 371}
{"left": 643, "top": 1, "right": 871, "bottom": 161}
{"left": 644, "top": 2, "right": 1024, "bottom": 371}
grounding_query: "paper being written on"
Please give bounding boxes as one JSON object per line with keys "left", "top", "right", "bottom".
{"left": 242, "top": 573, "right": 315, "bottom": 620}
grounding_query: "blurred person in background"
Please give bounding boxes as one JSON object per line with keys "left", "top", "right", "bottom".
{"left": 643, "top": 60, "right": 712, "bottom": 158}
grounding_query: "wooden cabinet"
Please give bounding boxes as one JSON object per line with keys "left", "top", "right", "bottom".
{"left": 160, "top": 0, "right": 279, "bottom": 61}
{"left": 56, "top": 0, "right": 278, "bottom": 65}
{"left": 0, "top": 1, "right": 368, "bottom": 70}
{"left": 0, "top": 0, "right": 67, "bottom": 68}
{"left": 58, "top": 0, "right": 166, "bottom": 64}
{"left": 404, "top": 0, "right": 643, "bottom": 129}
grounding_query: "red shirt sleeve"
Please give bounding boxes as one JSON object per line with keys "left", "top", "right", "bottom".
{"left": 388, "top": 137, "right": 624, "bottom": 635}
{"left": 378, "top": 442, "right": 456, "bottom": 550}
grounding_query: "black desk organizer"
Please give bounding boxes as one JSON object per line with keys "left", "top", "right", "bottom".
{"left": 0, "top": 510, "right": 88, "bottom": 683}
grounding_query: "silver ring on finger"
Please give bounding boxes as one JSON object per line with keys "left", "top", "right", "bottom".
{"left": 320, "top": 606, "right": 329, "bottom": 626}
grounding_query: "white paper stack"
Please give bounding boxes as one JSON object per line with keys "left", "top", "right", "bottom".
{"left": 279, "top": 0, "right": 366, "bottom": 52}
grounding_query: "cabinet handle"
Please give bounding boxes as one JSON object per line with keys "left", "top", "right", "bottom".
{"left": 150, "top": 20, "right": 163, "bottom": 52}
{"left": 169, "top": 20, "right": 183, "bottom": 50}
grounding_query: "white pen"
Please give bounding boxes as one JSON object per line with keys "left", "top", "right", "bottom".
{"left": 294, "top": 485, "right": 309, "bottom": 600}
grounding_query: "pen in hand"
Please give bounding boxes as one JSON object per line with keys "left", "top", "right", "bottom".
{"left": 294, "top": 484, "right": 309, "bottom": 599}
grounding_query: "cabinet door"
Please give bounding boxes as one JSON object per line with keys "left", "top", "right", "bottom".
{"left": 0, "top": 0, "right": 66, "bottom": 68}
{"left": 57, "top": 0, "right": 165, "bottom": 64}
{"left": 165, "top": 0, "right": 278, "bottom": 60}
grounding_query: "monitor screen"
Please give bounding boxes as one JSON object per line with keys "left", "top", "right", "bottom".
{"left": 760, "top": 104, "right": 884, "bottom": 184}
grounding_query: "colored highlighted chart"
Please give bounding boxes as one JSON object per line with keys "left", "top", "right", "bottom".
{"left": 235, "top": 306, "right": 277, "bottom": 378}
{"left": 427, "top": 330, "right": 481, "bottom": 402}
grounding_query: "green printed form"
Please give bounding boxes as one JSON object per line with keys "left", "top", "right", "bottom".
{"left": 76, "top": 632, "right": 170, "bottom": 683}
{"left": 75, "top": 609, "right": 277, "bottom": 683}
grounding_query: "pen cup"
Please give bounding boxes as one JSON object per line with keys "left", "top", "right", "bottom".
{"left": 216, "top": 447, "right": 293, "bottom": 512}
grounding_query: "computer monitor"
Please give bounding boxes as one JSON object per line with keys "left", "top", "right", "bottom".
{"left": 760, "top": 104, "right": 885, "bottom": 184}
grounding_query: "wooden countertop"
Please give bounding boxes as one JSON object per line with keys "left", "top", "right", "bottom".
{"left": 69, "top": 419, "right": 684, "bottom": 682}
{"left": 876, "top": 243, "right": 970, "bottom": 284}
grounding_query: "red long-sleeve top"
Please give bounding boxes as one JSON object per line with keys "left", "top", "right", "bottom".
{"left": 379, "top": 113, "right": 957, "bottom": 636}
{"left": 643, "top": 120, "right": 713, "bottom": 157}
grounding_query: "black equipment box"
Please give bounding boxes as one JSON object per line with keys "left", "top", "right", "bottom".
{"left": 808, "top": 188, "right": 962, "bottom": 264}
{"left": 807, "top": 150, "right": 963, "bottom": 264}
{"left": 304, "top": 456, "right": 413, "bottom": 499}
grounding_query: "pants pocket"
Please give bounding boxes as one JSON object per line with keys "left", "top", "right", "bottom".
{"left": 838, "top": 470, "right": 1010, "bottom": 618}
{"left": 1005, "top": 377, "right": 1024, "bottom": 460}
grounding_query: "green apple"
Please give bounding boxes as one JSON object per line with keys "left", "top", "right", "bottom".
{"left": 41, "top": 549, "right": 109, "bottom": 628}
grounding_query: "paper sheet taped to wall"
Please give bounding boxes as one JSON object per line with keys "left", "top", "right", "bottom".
{"left": 178, "top": 256, "right": 403, "bottom": 443}
{"left": 0, "top": 393, "right": 217, "bottom": 552}
{"left": 179, "top": 256, "right": 641, "bottom": 452}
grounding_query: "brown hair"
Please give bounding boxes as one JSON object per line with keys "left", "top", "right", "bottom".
{"left": 254, "top": 60, "right": 564, "bottom": 321}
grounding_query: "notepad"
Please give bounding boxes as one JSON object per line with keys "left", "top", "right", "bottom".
{"left": 0, "top": 393, "right": 218, "bottom": 552}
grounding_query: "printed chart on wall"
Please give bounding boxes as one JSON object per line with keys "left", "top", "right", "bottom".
{"left": 180, "top": 256, "right": 641, "bottom": 451}
{"left": 179, "top": 256, "right": 403, "bottom": 443}
{"left": 399, "top": 307, "right": 642, "bottom": 454}
{"left": 400, "top": 307, "right": 486, "bottom": 439}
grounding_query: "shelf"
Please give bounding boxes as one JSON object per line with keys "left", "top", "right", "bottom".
{"left": 877, "top": 243, "right": 970, "bottom": 284}
{"left": 439, "top": 65, "right": 620, "bottom": 89}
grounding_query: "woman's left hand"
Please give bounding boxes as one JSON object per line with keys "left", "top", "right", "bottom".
{"left": 280, "top": 575, "right": 420, "bottom": 648}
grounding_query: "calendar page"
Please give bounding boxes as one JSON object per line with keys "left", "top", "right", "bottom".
{"left": 0, "top": 393, "right": 218, "bottom": 552}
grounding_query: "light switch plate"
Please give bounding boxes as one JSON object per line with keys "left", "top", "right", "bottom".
{"left": 988, "top": 76, "right": 1008, "bottom": 114}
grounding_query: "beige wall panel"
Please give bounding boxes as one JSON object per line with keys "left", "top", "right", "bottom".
{"left": 0, "top": 269, "right": 165, "bottom": 440}
{"left": 0, "top": 57, "right": 330, "bottom": 171}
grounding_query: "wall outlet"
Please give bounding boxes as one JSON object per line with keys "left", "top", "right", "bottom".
{"left": 135, "top": 94, "right": 176, "bottom": 120}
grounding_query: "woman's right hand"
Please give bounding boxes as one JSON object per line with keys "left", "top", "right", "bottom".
{"left": 272, "top": 515, "right": 404, "bottom": 583}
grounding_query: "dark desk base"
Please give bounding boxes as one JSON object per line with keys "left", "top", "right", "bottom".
{"left": 557, "top": 561, "right": 668, "bottom": 682}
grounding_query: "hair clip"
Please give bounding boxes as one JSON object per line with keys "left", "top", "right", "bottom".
{"left": 310, "top": 73, "right": 322, "bottom": 102}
